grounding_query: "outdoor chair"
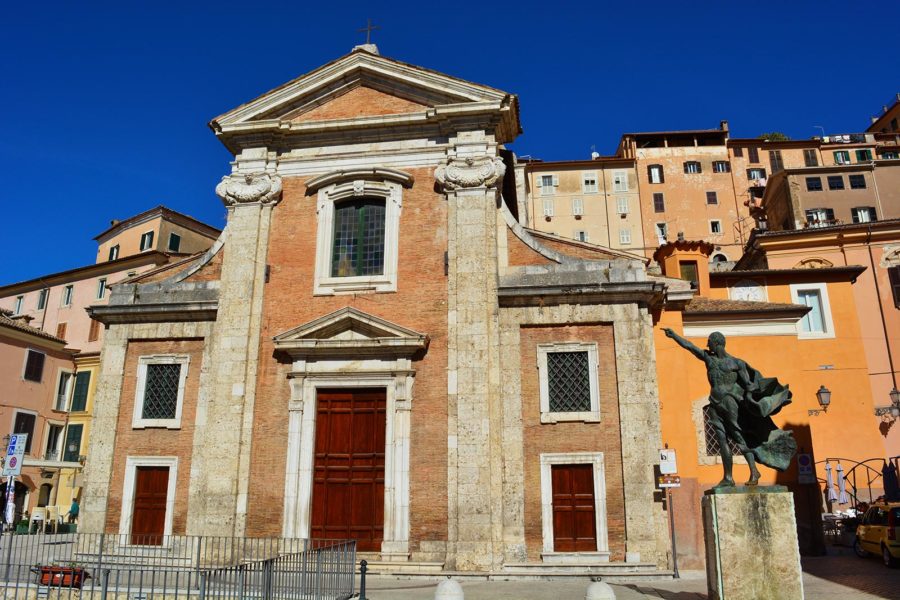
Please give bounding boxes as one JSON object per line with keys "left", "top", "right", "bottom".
{"left": 29, "top": 507, "right": 47, "bottom": 534}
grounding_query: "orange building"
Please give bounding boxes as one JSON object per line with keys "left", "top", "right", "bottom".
{"left": 653, "top": 240, "right": 887, "bottom": 568}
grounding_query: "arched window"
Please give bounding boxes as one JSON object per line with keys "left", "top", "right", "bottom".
{"left": 331, "top": 199, "right": 386, "bottom": 277}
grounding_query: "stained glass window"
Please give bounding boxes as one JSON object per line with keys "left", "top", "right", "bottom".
{"left": 142, "top": 364, "right": 181, "bottom": 420}
{"left": 547, "top": 351, "right": 592, "bottom": 413}
{"left": 331, "top": 199, "right": 386, "bottom": 277}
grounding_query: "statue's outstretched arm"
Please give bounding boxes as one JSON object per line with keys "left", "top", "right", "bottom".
{"left": 662, "top": 328, "right": 706, "bottom": 361}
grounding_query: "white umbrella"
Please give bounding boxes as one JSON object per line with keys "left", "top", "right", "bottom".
{"left": 825, "top": 462, "right": 838, "bottom": 503}
{"left": 836, "top": 463, "right": 850, "bottom": 505}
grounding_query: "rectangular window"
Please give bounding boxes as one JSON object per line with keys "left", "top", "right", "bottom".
{"left": 140, "top": 231, "right": 155, "bottom": 251}
{"left": 134, "top": 355, "right": 190, "bottom": 429}
{"left": 710, "top": 220, "right": 722, "bottom": 234}
{"left": 703, "top": 405, "right": 742, "bottom": 456}
{"left": 37, "top": 289, "right": 48, "bottom": 310}
{"left": 852, "top": 207, "right": 877, "bottom": 223}
{"left": 827, "top": 176, "right": 844, "bottom": 190}
{"left": 683, "top": 161, "right": 701, "bottom": 174}
{"left": 769, "top": 150, "right": 784, "bottom": 174}
{"left": 616, "top": 197, "right": 629, "bottom": 215}
{"left": 749, "top": 187, "right": 765, "bottom": 200}
{"left": 108, "top": 245, "right": 120, "bottom": 261}
{"left": 883, "top": 151, "right": 899, "bottom": 159}
{"left": 804, "top": 149, "right": 819, "bottom": 167}
{"left": 849, "top": 174, "right": 867, "bottom": 189}
{"left": 88, "top": 318, "right": 102, "bottom": 342}
{"left": 834, "top": 151, "right": 850, "bottom": 165}
{"left": 806, "top": 177, "right": 823, "bottom": 191}
{"left": 13, "top": 296, "right": 23, "bottom": 315}
{"left": 706, "top": 191, "right": 718, "bottom": 205}
{"left": 856, "top": 149, "right": 872, "bottom": 162}
{"left": 889, "top": 266, "right": 900, "bottom": 309}
{"left": 71, "top": 370, "right": 91, "bottom": 412}
{"left": 13, "top": 412, "right": 36, "bottom": 454}
{"left": 23, "top": 350, "right": 45, "bottom": 382}
{"left": 61, "top": 285, "right": 74, "bottom": 307}
{"left": 798, "top": 289, "right": 826, "bottom": 333}
{"left": 805, "top": 208, "right": 835, "bottom": 226}
{"left": 571, "top": 197, "right": 584, "bottom": 216}
{"left": 55, "top": 371, "right": 73, "bottom": 411}
{"left": 97, "top": 278, "right": 107, "bottom": 299}
{"left": 679, "top": 261, "right": 699, "bottom": 289}
{"left": 45, "top": 424, "right": 63, "bottom": 460}
{"left": 63, "top": 424, "right": 83, "bottom": 462}
{"left": 543, "top": 196, "right": 555, "bottom": 217}
{"left": 713, "top": 161, "right": 731, "bottom": 173}
{"left": 574, "top": 231, "right": 588, "bottom": 243}
{"left": 167, "top": 233, "right": 182, "bottom": 252}
{"left": 653, "top": 193, "right": 665, "bottom": 212}
{"left": 612, "top": 170, "right": 629, "bottom": 192}
{"left": 331, "top": 199, "right": 386, "bottom": 277}
{"left": 539, "top": 174, "right": 558, "bottom": 195}
{"left": 537, "top": 342, "right": 600, "bottom": 423}
{"left": 56, "top": 322, "right": 67, "bottom": 340}
{"left": 748, "top": 147, "right": 760, "bottom": 163}
{"left": 648, "top": 165, "right": 664, "bottom": 184}
{"left": 619, "top": 228, "right": 631, "bottom": 245}
{"left": 747, "top": 168, "right": 767, "bottom": 180}
{"left": 732, "top": 146, "right": 744, "bottom": 157}
{"left": 582, "top": 172, "right": 598, "bottom": 193}
{"left": 655, "top": 222, "right": 668, "bottom": 240}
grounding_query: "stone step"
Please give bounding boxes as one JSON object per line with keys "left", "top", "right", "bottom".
{"left": 356, "top": 560, "right": 673, "bottom": 582}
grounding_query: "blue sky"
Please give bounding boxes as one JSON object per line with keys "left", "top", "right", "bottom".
{"left": 1, "top": 1, "right": 897, "bottom": 282}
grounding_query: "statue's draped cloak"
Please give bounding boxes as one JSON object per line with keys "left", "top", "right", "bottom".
{"left": 734, "top": 360, "right": 797, "bottom": 471}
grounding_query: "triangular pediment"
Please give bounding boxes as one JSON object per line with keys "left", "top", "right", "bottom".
{"left": 209, "top": 48, "right": 520, "bottom": 145}
{"left": 273, "top": 306, "right": 428, "bottom": 358}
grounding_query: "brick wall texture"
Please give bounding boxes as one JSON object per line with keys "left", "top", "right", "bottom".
{"left": 518, "top": 324, "right": 626, "bottom": 561}
{"left": 291, "top": 86, "right": 427, "bottom": 122}
{"left": 247, "top": 169, "right": 450, "bottom": 552}
{"left": 105, "top": 338, "right": 204, "bottom": 534}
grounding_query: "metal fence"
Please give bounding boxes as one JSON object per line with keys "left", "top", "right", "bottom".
{"left": 0, "top": 533, "right": 356, "bottom": 600}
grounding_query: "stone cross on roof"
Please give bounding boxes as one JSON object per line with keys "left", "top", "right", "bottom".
{"left": 357, "top": 18, "right": 380, "bottom": 45}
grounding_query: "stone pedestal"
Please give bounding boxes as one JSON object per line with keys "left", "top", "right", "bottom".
{"left": 702, "top": 486, "right": 803, "bottom": 600}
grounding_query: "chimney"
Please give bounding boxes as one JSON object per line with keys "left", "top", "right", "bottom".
{"left": 110, "top": 219, "right": 120, "bottom": 227}
{"left": 719, "top": 120, "right": 729, "bottom": 132}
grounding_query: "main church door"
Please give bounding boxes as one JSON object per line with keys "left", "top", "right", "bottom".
{"left": 311, "top": 388, "right": 386, "bottom": 551}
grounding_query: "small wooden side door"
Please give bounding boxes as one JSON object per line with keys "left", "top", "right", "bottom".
{"left": 131, "top": 466, "right": 169, "bottom": 545}
{"left": 551, "top": 463, "right": 597, "bottom": 552}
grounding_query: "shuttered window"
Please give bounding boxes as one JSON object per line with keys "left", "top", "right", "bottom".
{"left": 13, "top": 413, "right": 36, "bottom": 453}
{"left": 24, "top": 350, "right": 45, "bottom": 382}
{"left": 71, "top": 371, "right": 91, "bottom": 412}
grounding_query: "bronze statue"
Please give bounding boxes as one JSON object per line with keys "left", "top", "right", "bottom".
{"left": 664, "top": 328, "right": 797, "bottom": 488}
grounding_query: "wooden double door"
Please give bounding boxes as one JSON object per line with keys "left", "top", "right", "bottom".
{"left": 131, "top": 466, "right": 169, "bottom": 545}
{"left": 551, "top": 463, "right": 597, "bottom": 552}
{"left": 311, "top": 388, "right": 386, "bottom": 551}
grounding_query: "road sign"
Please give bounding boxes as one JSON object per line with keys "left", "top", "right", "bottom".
{"left": 658, "top": 474, "right": 681, "bottom": 488}
{"left": 797, "top": 453, "right": 815, "bottom": 484}
{"left": 3, "top": 434, "right": 27, "bottom": 477}
{"left": 659, "top": 448, "right": 677, "bottom": 475}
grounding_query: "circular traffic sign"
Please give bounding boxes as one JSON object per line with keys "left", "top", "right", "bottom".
{"left": 8, "top": 457, "right": 16, "bottom": 468}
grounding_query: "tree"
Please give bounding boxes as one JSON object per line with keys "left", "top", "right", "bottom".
{"left": 759, "top": 132, "right": 791, "bottom": 141}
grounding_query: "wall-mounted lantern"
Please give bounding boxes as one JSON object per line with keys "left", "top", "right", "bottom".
{"left": 809, "top": 385, "right": 832, "bottom": 416}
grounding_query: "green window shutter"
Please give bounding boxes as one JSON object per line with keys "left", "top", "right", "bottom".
{"left": 63, "top": 425, "right": 84, "bottom": 462}
{"left": 71, "top": 371, "right": 91, "bottom": 412}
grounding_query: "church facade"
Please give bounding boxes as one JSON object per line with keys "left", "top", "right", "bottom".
{"left": 81, "top": 47, "right": 676, "bottom": 571}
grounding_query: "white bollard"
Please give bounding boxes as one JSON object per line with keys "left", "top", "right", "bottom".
{"left": 435, "top": 578, "right": 464, "bottom": 600}
{"left": 585, "top": 580, "right": 616, "bottom": 600}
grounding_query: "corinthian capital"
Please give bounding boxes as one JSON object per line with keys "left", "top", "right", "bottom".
{"left": 435, "top": 156, "right": 506, "bottom": 191}
{"left": 216, "top": 173, "right": 283, "bottom": 206}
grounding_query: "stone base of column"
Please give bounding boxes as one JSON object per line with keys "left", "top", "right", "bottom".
{"left": 702, "top": 486, "right": 804, "bottom": 600}
{"left": 379, "top": 541, "right": 410, "bottom": 562}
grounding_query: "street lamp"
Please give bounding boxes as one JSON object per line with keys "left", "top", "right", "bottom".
{"left": 874, "top": 387, "right": 900, "bottom": 419}
{"left": 809, "top": 385, "right": 832, "bottom": 416}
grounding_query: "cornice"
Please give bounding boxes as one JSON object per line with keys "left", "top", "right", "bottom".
{"left": 88, "top": 301, "right": 218, "bottom": 324}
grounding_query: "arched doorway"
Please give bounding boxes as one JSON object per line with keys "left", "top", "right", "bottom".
{"left": 0, "top": 481, "right": 29, "bottom": 525}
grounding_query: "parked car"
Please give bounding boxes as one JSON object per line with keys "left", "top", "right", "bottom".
{"left": 854, "top": 501, "right": 900, "bottom": 567}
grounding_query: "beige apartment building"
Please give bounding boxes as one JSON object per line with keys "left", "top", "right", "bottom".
{"left": 518, "top": 158, "right": 645, "bottom": 251}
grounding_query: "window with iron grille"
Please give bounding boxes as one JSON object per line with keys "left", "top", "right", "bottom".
{"left": 537, "top": 343, "right": 600, "bottom": 423}
{"left": 133, "top": 355, "right": 190, "bottom": 429}
{"left": 702, "top": 404, "right": 742, "bottom": 457}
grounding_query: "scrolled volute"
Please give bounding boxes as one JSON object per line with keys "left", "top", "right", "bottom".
{"left": 216, "top": 173, "right": 283, "bottom": 206}
{"left": 435, "top": 156, "right": 506, "bottom": 191}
